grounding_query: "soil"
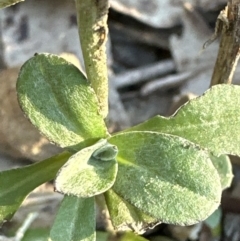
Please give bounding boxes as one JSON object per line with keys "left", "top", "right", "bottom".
{"left": 1, "top": 1, "right": 240, "bottom": 241}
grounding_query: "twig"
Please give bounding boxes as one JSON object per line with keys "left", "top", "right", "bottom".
{"left": 140, "top": 72, "right": 192, "bottom": 96}
{"left": 14, "top": 212, "right": 38, "bottom": 241}
{"left": 112, "top": 60, "right": 175, "bottom": 89}
{"left": 209, "top": 0, "right": 240, "bottom": 85}
{"left": 109, "top": 21, "right": 170, "bottom": 49}
{"left": 0, "top": 212, "right": 38, "bottom": 241}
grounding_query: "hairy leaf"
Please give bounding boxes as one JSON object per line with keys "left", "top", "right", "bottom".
{"left": 0, "top": 152, "right": 71, "bottom": 222}
{"left": 125, "top": 85, "right": 240, "bottom": 156}
{"left": 108, "top": 131, "right": 222, "bottom": 225}
{"left": 49, "top": 196, "right": 95, "bottom": 241}
{"left": 105, "top": 189, "right": 159, "bottom": 234}
{"left": 0, "top": 0, "right": 24, "bottom": 8}
{"left": 55, "top": 139, "right": 118, "bottom": 197}
{"left": 17, "top": 53, "right": 108, "bottom": 150}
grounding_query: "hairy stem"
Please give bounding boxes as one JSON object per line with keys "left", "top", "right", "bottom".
{"left": 75, "top": 0, "right": 109, "bottom": 118}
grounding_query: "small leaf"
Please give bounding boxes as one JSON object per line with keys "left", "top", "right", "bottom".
{"left": 119, "top": 232, "right": 148, "bottom": 241}
{"left": 22, "top": 228, "right": 49, "bottom": 241}
{"left": 0, "top": 0, "right": 24, "bottom": 8}
{"left": 93, "top": 142, "right": 118, "bottom": 161}
{"left": 17, "top": 53, "right": 108, "bottom": 150}
{"left": 125, "top": 85, "right": 240, "bottom": 156}
{"left": 108, "top": 131, "right": 222, "bottom": 225}
{"left": 49, "top": 196, "right": 95, "bottom": 241}
{"left": 105, "top": 189, "right": 159, "bottom": 234}
{"left": 210, "top": 155, "right": 233, "bottom": 190}
{"left": 96, "top": 231, "right": 110, "bottom": 241}
{"left": 204, "top": 208, "right": 222, "bottom": 237}
{"left": 96, "top": 232, "right": 109, "bottom": 241}
{"left": 204, "top": 208, "right": 221, "bottom": 229}
{"left": 0, "top": 151, "right": 71, "bottom": 222}
{"left": 55, "top": 139, "right": 118, "bottom": 197}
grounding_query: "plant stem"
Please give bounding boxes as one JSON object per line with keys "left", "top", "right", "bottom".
{"left": 15, "top": 212, "right": 38, "bottom": 241}
{"left": 209, "top": 0, "right": 240, "bottom": 86}
{"left": 75, "top": 0, "right": 109, "bottom": 118}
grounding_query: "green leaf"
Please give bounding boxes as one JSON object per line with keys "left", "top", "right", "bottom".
{"left": 49, "top": 196, "right": 95, "bottom": 241}
{"left": 204, "top": 208, "right": 222, "bottom": 237}
{"left": 17, "top": 53, "right": 108, "bottom": 150}
{"left": 92, "top": 142, "right": 118, "bottom": 161}
{"left": 105, "top": 189, "right": 159, "bottom": 234}
{"left": 96, "top": 232, "right": 109, "bottom": 241}
{"left": 119, "top": 232, "right": 148, "bottom": 241}
{"left": 210, "top": 155, "right": 233, "bottom": 190}
{"left": 0, "top": 0, "right": 24, "bottom": 8}
{"left": 204, "top": 208, "right": 221, "bottom": 229}
{"left": 0, "top": 151, "right": 71, "bottom": 222}
{"left": 124, "top": 85, "right": 240, "bottom": 156}
{"left": 108, "top": 131, "right": 222, "bottom": 225}
{"left": 55, "top": 139, "right": 118, "bottom": 197}
{"left": 22, "top": 228, "right": 49, "bottom": 241}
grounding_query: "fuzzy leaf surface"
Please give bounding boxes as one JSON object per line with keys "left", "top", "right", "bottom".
{"left": 17, "top": 53, "right": 108, "bottom": 150}
{"left": 49, "top": 196, "right": 95, "bottom": 241}
{"left": 105, "top": 189, "right": 159, "bottom": 234}
{"left": 0, "top": 0, "right": 23, "bottom": 8}
{"left": 108, "top": 131, "right": 222, "bottom": 225}
{"left": 0, "top": 152, "right": 71, "bottom": 222}
{"left": 55, "top": 140, "right": 118, "bottom": 197}
{"left": 125, "top": 85, "right": 240, "bottom": 156}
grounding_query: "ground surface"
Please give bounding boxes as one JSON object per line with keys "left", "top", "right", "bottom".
{"left": 0, "top": 0, "right": 240, "bottom": 240}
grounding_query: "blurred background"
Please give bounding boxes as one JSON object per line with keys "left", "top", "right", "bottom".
{"left": 0, "top": 0, "right": 240, "bottom": 240}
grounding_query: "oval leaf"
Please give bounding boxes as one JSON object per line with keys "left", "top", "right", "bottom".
{"left": 0, "top": 0, "right": 24, "bottom": 8}
{"left": 108, "top": 131, "right": 222, "bottom": 225}
{"left": 17, "top": 53, "right": 108, "bottom": 149}
{"left": 55, "top": 139, "right": 118, "bottom": 197}
{"left": 49, "top": 196, "right": 95, "bottom": 241}
{"left": 125, "top": 85, "right": 240, "bottom": 156}
{"left": 0, "top": 152, "right": 70, "bottom": 222}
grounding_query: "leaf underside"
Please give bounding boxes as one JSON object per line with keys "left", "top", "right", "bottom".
{"left": 105, "top": 189, "right": 159, "bottom": 234}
